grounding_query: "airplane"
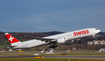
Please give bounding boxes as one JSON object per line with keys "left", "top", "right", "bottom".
{"left": 5, "top": 28, "right": 100, "bottom": 50}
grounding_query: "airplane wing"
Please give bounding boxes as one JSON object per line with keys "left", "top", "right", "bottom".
{"left": 34, "top": 37, "right": 56, "bottom": 42}
{"left": 25, "top": 35, "right": 56, "bottom": 42}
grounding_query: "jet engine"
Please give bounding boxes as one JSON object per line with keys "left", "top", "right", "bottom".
{"left": 48, "top": 37, "right": 65, "bottom": 48}
{"left": 57, "top": 37, "right": 65, "bottom": 43}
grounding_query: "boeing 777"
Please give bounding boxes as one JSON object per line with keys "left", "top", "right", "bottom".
{"left": 5, "top": 28, "right": 100, "bottom": 50}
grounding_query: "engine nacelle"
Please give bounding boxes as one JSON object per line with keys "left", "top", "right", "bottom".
{"left": 57, "top": 37, "right": 65, "bottom": 43}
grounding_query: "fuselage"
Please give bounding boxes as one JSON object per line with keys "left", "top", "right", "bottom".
{"left": 10, "top": 28, "right": 100, "bottom": 48}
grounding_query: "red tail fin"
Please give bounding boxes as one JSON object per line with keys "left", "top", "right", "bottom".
{"left": 5, "top": 33, "right": 21, "bottom": 44}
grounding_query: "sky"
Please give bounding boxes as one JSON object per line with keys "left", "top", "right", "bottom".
{"left": 0, "top": 0, "right": 105, "bottom": 32}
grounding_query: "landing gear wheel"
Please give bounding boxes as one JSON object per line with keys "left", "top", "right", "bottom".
{"left": 46, "top": 48, "right": 54, "bottom": 54}
{"left": 46, "top": 41, "right": 58, "bottom": 54}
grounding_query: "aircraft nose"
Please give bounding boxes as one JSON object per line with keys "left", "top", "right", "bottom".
{"left": 97, "top": 29, "right": 101, "bottom": 33}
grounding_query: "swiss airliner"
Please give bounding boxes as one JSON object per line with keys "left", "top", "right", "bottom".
{"left": 5, "top": 28, "right": 100, "bottom": 49}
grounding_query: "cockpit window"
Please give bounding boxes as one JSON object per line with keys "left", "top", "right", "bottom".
{"left": 96, "top": 29, "right": 98, "bottom": 30}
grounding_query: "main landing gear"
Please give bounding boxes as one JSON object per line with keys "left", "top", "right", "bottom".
{"left": 46, "top": 41, "right": 58, "bottom": 54}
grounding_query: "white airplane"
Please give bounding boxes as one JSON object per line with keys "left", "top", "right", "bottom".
{"left": 5, "top": 28, "right": 100, "bottom": 49}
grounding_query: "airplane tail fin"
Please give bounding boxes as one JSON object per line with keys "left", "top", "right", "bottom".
{"left": 5, "top": 33, "right": 21, "bottom": 44}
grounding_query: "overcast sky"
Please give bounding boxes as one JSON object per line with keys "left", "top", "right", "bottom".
{"left": 0, "top": 0, "right": 105, "bottom": 32}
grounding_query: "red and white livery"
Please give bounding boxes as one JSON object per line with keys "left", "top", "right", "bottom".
{"left": 5, "top": 28, "right": 100, "bottom": 48}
